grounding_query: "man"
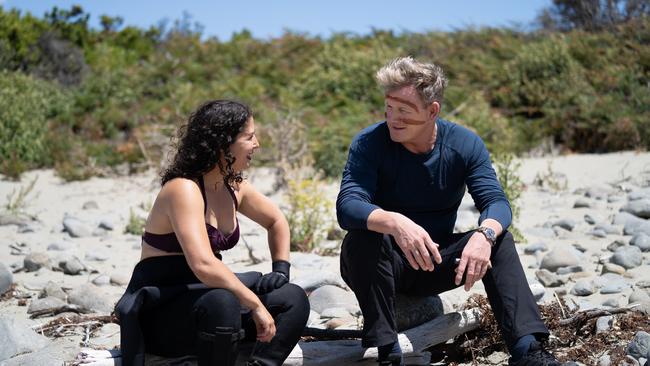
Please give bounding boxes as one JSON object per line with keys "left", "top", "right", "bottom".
{"left": 336, "top": 57, "right": 560, "bottom": 366}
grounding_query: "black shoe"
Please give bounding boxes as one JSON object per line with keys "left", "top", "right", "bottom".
{"left": 378, "top": 352, "right": 403, "bottom": 366}
{"left": 509, "top": 341, "right": 561, "bottom": 366}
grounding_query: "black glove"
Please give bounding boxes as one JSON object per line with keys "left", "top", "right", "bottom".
{"left": 254, "top": 260, "right": 290, "bottom": 294}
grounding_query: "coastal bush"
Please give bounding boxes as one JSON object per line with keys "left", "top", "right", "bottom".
{"left": 0, "top": 71, "right": 70, "bottom": 178}
{"left": 492, "top": 153, "right": 525, "bottom": 242}
{"left": 285, "top": 177, "right": 333, "bottom": 252}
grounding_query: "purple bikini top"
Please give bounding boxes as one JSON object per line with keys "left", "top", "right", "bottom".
{"left": 142, "top": 177, "right": 240, "bottom": 253}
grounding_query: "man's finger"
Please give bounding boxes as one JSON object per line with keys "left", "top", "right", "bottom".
{"left": 417, "top": 245, "right": 434, "bottom": 271}
{"left": 465, "top": 260, "right": 478, "bottom": 291}
{"left": 404, "top": 251, "right": 420, "bottom": 270}
{"left": 455, "top": 256, "right": 467, "bottom": 286}
{"left": 412, "top": 249, "right": 428, "bottom": 270}
{"left": 424, "top": 239, "right": 442, "bottom": 264}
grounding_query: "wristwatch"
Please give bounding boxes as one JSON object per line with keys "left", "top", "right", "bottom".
{"left": 476, "top": 226, "right": 497, "bottom": 246}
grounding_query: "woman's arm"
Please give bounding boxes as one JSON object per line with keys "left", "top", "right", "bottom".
{"left": 237, "top": 180, "right": 290, "bottom": 262}
{"left": 160, "top": 179, "right": 263, "bottom": 310}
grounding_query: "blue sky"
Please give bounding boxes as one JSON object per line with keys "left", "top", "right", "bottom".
{"left": 4, "top": 1, "right": 552, "bottom": 40}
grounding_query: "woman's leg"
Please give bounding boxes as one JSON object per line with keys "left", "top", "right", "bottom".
{"left": 245, "top": 283, "right": 309, "bottom": 366}
{"left": 141, "top": 287, "right": 244, "bottom": 366}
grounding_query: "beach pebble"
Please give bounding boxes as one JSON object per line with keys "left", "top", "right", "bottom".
{"left": 58, "top": 256, "right": 85, "bottom": 275}
{"left": 308, "top": 285, "right": 358, "bottom": 314}
{"left": 68, "top": 283, "right": 113, "bottom": 313}
{"left": 524, "top": 227, "right": 556, "bottom": 239}
{"left": 598, "top": 354, "right": 611, "bottom": 366}
{"left": 0, "top": 263, "right": 13, "bottom": 295}
{"left": 292, "top": 270, "right": 347, "bottom": 292}
{"left": 535, "top": 269, "right": 564, "bottom": 287}
{"left": 631, "top": 233, "right": 650, "bottom": 252}
{"left": 596, "top": 316, "right": 613, "bottom": 334}
{"left": 602, "top": 298, "right": 622, "bottom": 308}
{"left": 529, "top": 283, "right": 545, "bottom": 301}
{"left": 62, "top": 216, "right": 93, "bottom": 238}
{"left": 110, "top": 272, "right": 130, "bottom": 286}
{"left": 92, "top": 274, "right": 111, "bottom": 286}
{"left": 82, "top": 201, "right": 99, "bottom": 210}
{"left": 571, "top": 280, "right": 596, "bottom": 296}
{"left": 611, "top": 246, "right": 643, "bottom": 269}
{"left": 591, "top": 229, "right": 607, "bottom": 238}
{"left": 621, "top": 200, "right": 650, "bottom": 219}
{"left": 553, "top": 219, "right": 577, "bottom": 231}
{"left": 47, "top": 241, "right": 74, "bottom": 251}
{"left": 637, "top": 281, "right": 650, "bottom": 289}
{"left": 540, "top": 248, "right": 580, "bottom": 272}
{"left": 557, "top": 265, "right": 584, "bottom": 275}
{"left": 627, "top": 331, "right": 650, "bottom": 360}
{"left": 602, "top": 263, "right": 626, "bottom": 275}
{"left": 586, "top": 187, "right": 609, "bottom": 200}
{"left": 629, "top": 290, "right": 650, "bottom": 304}
{"left": 85, "top": 250, "right": 110, "bottom": 262}
{"left": 574, "top": 198, "right": 592, "bottom": 208}
{"left": 24, "top": 252, "right": 50, "bottom": 272}
{"left": 87, "top": 323, "right": 120, "bottom": 349}
{"left": 0, "top": 317, "right": 51, "bottom": 361}
{"left": 41, "top": 281, "right": 67, "bottom": 301}
{"left": 98, "top": 219, "right": 114, "bottom": 231}
{"left": 524, "top": 242, "right": 548, "bottom": 255}
{"left": 27, "top": 296, "right": 67, "bottom": 315}
{"left": 595, "top": 223, "right": 621, "bottom": 235}
{"left": 607, "top": 240, "right": 627, "bottom": 252}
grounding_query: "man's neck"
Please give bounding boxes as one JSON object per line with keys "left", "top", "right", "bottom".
{"left": 402, "top": 120, "right": 437, "bottom": 154}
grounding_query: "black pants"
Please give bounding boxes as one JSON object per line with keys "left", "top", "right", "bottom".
{"left": 140, "top": 278, "right": 309, "bottom": 366}
{"left": 340, "top": 229, "right": 549, "bottom": 351}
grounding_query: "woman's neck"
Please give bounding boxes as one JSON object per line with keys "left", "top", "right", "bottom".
{"left": 203, "top": 168, "right": 226, "bottom": 190}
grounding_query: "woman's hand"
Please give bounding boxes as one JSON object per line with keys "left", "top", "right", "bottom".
{"left": 251, "top": 305, "right": 276, "bottom": 342}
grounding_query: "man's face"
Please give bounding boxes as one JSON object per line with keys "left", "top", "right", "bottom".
{"left": 384, "top": 85, "right": 437, "bottom": 145}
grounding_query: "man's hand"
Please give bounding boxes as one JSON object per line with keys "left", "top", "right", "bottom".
{"left": 455, "top": 232, "right": 492, "bottom": 291}
{"left": 391, "top": 213, "right": 442, "bottom": 271}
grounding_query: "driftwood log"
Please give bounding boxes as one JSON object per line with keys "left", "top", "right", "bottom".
{"left": 74, "top": 308, "right": 482, "bottom": 366}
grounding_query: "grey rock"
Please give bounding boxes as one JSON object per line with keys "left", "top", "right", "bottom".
{"left": 593, "top": 273, "right": 628, "bottom": 287}
{"left": 85, "top": 250, "right": 110, "bottom": 262}
{"left": 395, "top": 294, "right": 444, "bottom": 331}
{"left": 637, "top": 280, "right": 650, "bottom": 289}
{"left": 41, "top": 281, "right": 67, "bottom": 301}
{"left": 92, "top": 274, "right": 111, "bottom": 286}
{"left": 308, "top": 285, "right": 358, "bottom": 314}
{"left": 291, "top": 253, "right": 328, "bottom": 270}
{"left": 540, "top": 248, "right": 580, "bottom": 272}
{"left": 17, "top": 224, "right": 37, "bottom": 233}
{"left": 603, "top": 298, "right": 622, "bottom": 308}
{"left": 535, "top": 269, "right": 564, "bottom": 287}
{"left": 0, "top": 263, "right": 12, "bottom": 295}
{"left": 46, "top": 241, "right": 74, "bottom": 251}
{"left": 307, "top": 310, "right": 320, "bottom": 326}
{"left": 621, "top": 356, "right": 640, "bottom": 366}
{"left": 609, "top": 195, "right": 625, "bottom": 203}
{"left": 292, "top": 270, "right": 347, "bottom": 292}
{"left": 92, "top": 227, "right": 109, "bottom": 237}
{"left": 574, "top": 198, "right": 593, "bottom": 208}
{"left": 600, "top": 278, "right": 631, "bottom": 294}
{"left": 557, "top": 265, "right": 585, "bottom": 275}
{"left": 622, "top": 200, "right": 650, "bottom": 219}
{"left": 524, "top": 242, "right": 548, "bottom": 255}
{"left": 0, "top": 213, "right": 30, "bottom": 227}
{"left": 98, "top": 219, "right": 114, "bottom": 231}
{"left": 82, "top": 201, "right": 99, "bottom": 210}
{"left": 320, "top": 307, "right": 353, "bottom": 319}
{"left": 627, "top": 331, "right": 650, "bottom": 360}
{"left": 0, "top": 338, "right": 80, "bottom": 366}
{"left": 591, "top": 229, "right": 608, "bottom": 238}
{"left": 602, "top": 263, "right": 626, "bottom": 275}
{"left": 87, "top": 323, "right": 120, "bottom": 349}
{"left": 596, "top": 315, "right": 613, "bottom": 334}
{"left": 485, "top": 351, "right": 509, "bottom": 365}
{"left": 629, "top": 290, "right": 650, "bottom": 304}
{"left": 614, "top": 212, "right": 650, "bottom": 236}
{"left": 608, "top": 240, "right": 627, "bottom": 252}
{"left": 571, "top": 280, "right": 596, "bottom": 296}
{"left": 27, "top": 297, "right": 67, "bottom": 314}
{"left": 62, "top": 216, "right": 92, "bottom": 238}
{"left": 629, "top": 188, "right": 650, "bottom": 201}
{"left": 631, "top": 233, "right": 650, "bottom": 252}
{"left": 584, "top": 214, "right": 600, "bottom": 225}
{"left": 595, "top": 223, "right": 621, "bottom": 235}
{"left": 0, "top": 317, "right": 51, "bottom": 361}
{"left": 23, "top": 252, "right": 50, "bottom": 272}
{"left": 598, "top": 354, "right": 611, "bottom": 366}
{"left": 68, "top": 283, "right": 114, "bottom": 313}
{"left": 110, "top": 273, "right": 130, "bottom": 286}
{"left": 553, "top": 219, "right": 577, "bottom": 231}
{"left": 524, "top": 227, "right": 556, "bottom": 239}
{"left": 612, "top": 246, "right": 643, "bottom": 269}
{"left": 59, "top": 256, "right": 85, "bottom": 275}
{"left": 529, "top": 283, "right": 545, "bottom": 301}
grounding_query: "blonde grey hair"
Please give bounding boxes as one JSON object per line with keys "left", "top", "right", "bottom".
{"left": 376, "top": 56, "right": 448, "bottom": 106}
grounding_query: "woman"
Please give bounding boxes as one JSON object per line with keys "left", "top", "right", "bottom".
{"left": 116, "top": 100, "right": 310, "bottom": 366}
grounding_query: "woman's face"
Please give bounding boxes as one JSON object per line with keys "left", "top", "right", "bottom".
{"left": 228, "top": 116, "right": 259, "bottom": 172}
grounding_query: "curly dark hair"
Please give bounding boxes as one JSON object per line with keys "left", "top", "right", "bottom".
{"left": 161, "top": 99, "right": 252, "bottom": 186}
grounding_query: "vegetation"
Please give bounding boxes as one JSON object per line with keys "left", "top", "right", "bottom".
{"left": 0, "top": 3, "right": 647, "bottom": 181}
{"left": 285, "top": 178, "right": 333, "bottom": 252}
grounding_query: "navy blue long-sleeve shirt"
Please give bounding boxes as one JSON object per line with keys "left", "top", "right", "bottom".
{"left": 336, "top": 119, "right": 511, "bottom": 243}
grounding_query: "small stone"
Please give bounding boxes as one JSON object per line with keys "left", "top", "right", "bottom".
{"left": 85, "top": 250, "right": 110, "bottom": 262}
{"left": 591, "top": 229, "right": 607, "bottom": 238}
{"left": 529, "top": 283, "right": 545, "bottom": 301}
{"left": 629, "top": 290, "right": 650, "bottom": 304}
{"left": 92, "top": 274, "right": 111, "bottom": 286}
{"left": 98, "top": 219, "right": 114, "bottom": 231}
{"left": 571, "top": 280, "right": 596, "bottom": 296}
{"left": 62, "top": 216, "right": 93, "bottom": 238}
{"left": 631, "top": 233, "right": 650, "bottom": 252}
{"left": 540, "top": 248, "right": 580, "bottom": 272}
{"left": 27, "top": 297, "right": 67, "bottom": 314}
{"left": 82, "top": 201, "right": 99, "bottom": 210}
{"left": 557, "top": 265, "right": 584, "bottom": 275}
{"left": 595, "top": 223, "right": 621, "bottom": 235}
{"left": 110, "top": 273, "right": 130, "bottom": 286}
{"left": 41, "top": 281, "right": 67, "bottom": 301}
{"left": 621, "top": 200, "right": 650, "bottom": 219}
{"left": 24, "top": 252, "right": 50, "bottom": 272}
{"left": 611, "top": 246, "right": 643, "bottom": 269}
{"left": 59, "top": 256, "right": 85, "bottom": 275}
{"left": 572, "top": 243, "right": 588, "bottom": 253}
{"left": 535, "top": 269, "right": 564, "bottom": 287}
{"left": 627, "top": 331, "right": 650, "bottom": 360}
{"left": 603, "top": 298, "right": 621, "bottom": 308}
{"left": 67, "top": 283, "right": 113, "bottom": 313}
{"left": 574, "top": 198, "right": 592, "bottom": 208}
{"left": 596, "top": 316, "right": 613, "bottom": 334}
{"left": 0, "top": 263, "right": 13, "bottom": 295}
{"left": 553, "top": 219, "right": 577, "bottom": 231}
{"left": 637, "top": 280, "right": 650, "bottom": 289}
{"left": 607, "top": 240, "right": 627, "bottom": 252}
{"left": 47, "top": 241, "right": 74, "bottom": 251}
{"left": 602, "top": 263, "right": 626, "bottom": 275}
{"left": 584, "top": 214, "right": 597, "bottom": 224}
{"left": 598, "top": 353, "right": 611, "bottom": 366}
{"left": 524, "top": 242, "right": 548, "bottom": 255}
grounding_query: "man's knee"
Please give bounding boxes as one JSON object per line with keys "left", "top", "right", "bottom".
{"left": 341, "top": 229, "right": 384, "bottom": 260}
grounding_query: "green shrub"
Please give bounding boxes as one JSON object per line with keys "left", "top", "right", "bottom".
{"left": 0, "top": 71, "right": 70, "bottom": 178}
{"left": 124, "top": 208, "right": 146, "bottom": 236}
{"left": 492, "top": 153, "right": 525, "bottom": 243}
{"left": 285, "top": 178, "right": 333, "bottom": 252}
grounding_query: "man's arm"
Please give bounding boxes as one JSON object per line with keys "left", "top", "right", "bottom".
{"left": 456, "top": 134, "right": 512, "bottom": 290}
{"left": 336, "top": 128, "right": 441, "bottom": 271}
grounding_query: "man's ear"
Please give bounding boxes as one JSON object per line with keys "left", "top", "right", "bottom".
{"left": 429, "top": 101, "right": 440, "bottom": 120}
